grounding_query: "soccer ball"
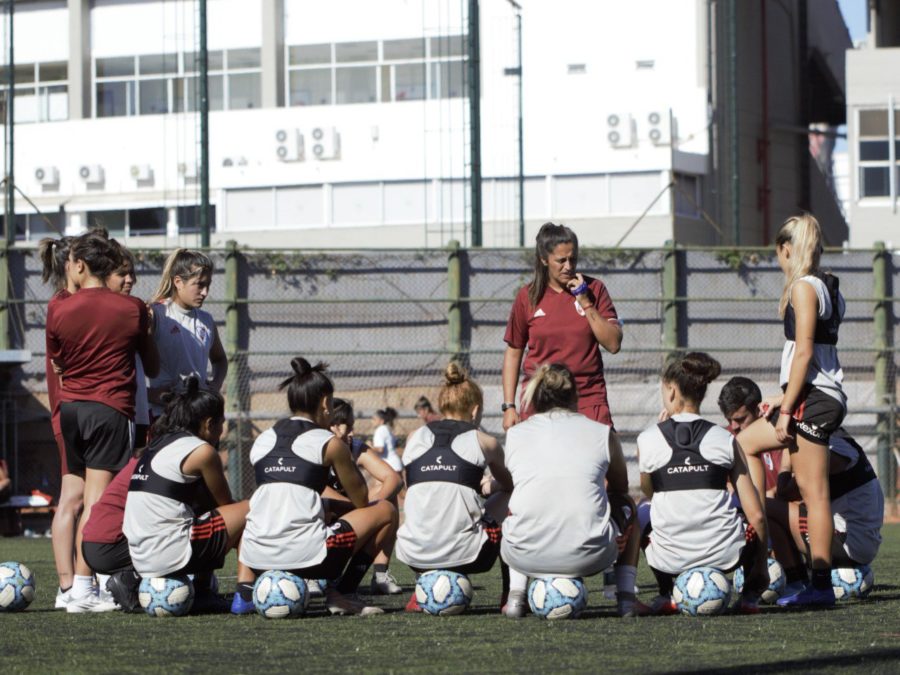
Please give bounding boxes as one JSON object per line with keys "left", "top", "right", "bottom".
{"left": 254, "top": 570, "right": 308, "bottom": 619}
{"left": 138, "top": 576, "right": 195, "bottom": 617}
{"left": 0, "top": 561, "right": 35, "bottom": 611}
{"left": 672, "top": 567, "right": 732, "bottom": 616}
{"left": 528, "top": 577, "right": 588, "bottom": 620}
{"left": 733, "top": 558, "right": 786, "bottom": 604}
{"left": 832, "top": 566, "right": 874, "bottom": 600}
{"left": 415, "top": 570, "right": 474, "bottom": 616}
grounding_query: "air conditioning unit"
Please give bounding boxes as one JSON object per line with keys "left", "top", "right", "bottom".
{"left": 130, "top": 164, "right": 153, "bottom": 182}
{"left": 275, "top": 129, "right": 304, "bottom": 162}
{"left": 178, "top": 162, "right": 198, "bottom": 180}
{"left": 606, "top": 113, "right": 635, "bottom": 149}
{"left": 647, "top": 111, "right": 675, "bottom": 146}
{"left": 78, "top": 164, "right": 104, "bottom": 184}
{"left": 34, "top": 166, "right": 59, "bottom": 186}
{"left": 310, "top": 126, "right": 340, "bottom": 161}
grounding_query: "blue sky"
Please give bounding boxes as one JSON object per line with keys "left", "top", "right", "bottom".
{"left": 838, "top": 0, "right": 867, "bottom": 41}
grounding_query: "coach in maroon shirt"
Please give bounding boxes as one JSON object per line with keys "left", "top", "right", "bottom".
{"left": 502, "top": 223, "right": 622, "bottom": 429}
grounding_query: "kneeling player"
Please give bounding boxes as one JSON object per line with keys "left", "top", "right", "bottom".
{"left": 396, "top": 362, "right": 513, "bottom": 612}
{"left": 502, "top": 364, "right": 642, "bottom": 618}
{"left": 766, "top": 428, "right": 884, "bottom": 598}
{"left": 123, "top": 379, "right": 252, "bottom": 610}
{"left": 637, "top": 353, "right": 769, "bottom": 613}
{"left": 236, "top": 358, "right": 397, "bottom": 616}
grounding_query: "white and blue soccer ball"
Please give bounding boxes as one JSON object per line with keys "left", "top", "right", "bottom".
{"left": 253, "top": 570, "right": 308, "bottom": 619}
{"left": 832, "top": 566, "right": 874, "bottom": 600}
{"left": 528, "top": 577, "right": 588, "bottom": 620}
{"left": 733, "top": 558, "right": 786, "bottom": 604}
{"left": 415, "top": 570, "right": 474, "bottom": 616}
{"left": 672, "top": 567, "right": 732, "bottom": 616}
{"left": 138, "top": 576, "right": 195, "bottom": 617}
{"left": 0, "top": 561, "right": 35, "bottom": 612}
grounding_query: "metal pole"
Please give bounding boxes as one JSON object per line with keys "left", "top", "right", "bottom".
{"left": 224, "top": 240, "right": 242, "bottom": 497}
{"left": 727, "top": 0, "right": 739, "bottom": 245}
{"left": 663, "top": 239, "right": 680, "bottom": 354}
{"left": 199, "top": 0, "right": 210, "bottom": 247}
{"left": 873, "top": 241, "right": 896, "bottom": 513}
{"left": 467, "top": 0, "right": 482, "bottom": 247}
{"left": 5, "top": 0, "right": 13, "bottom": 246}
{"left": 516, "top": 10, "right": 524, "bottom": 247}
{"left": 447, "top": 240, "right": 462, "bottom": 359}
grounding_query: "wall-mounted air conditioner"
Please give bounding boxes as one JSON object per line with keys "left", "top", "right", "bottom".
{"left": 78, "top": 164, "right": 104, "bottom": 184}
{"left": 647, "top": 111, "right": 675, "bottom": 146}
{"left": 310, "top": 127, "right": 340, "bottom": 160}
{"left": 275, "top": 129, "right": 304, "bottom": 162}
{"left": 606, "top": 114, "right": 635, "bottom": 149}
{"left": 34, "top": 166, "right": 59, "bottom": 186}
{"left": 130, "top": 164, "right": 153, "bottom": 182}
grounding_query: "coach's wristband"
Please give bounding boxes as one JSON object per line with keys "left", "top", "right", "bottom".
{"left": 571, "top": 281, "right": 589, "bottom": 296}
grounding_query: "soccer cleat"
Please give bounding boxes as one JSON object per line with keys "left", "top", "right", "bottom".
{"left": 192, "top": 589, "right": 228, "bottom": 614}
{"left": 327, "top": 592, "right": 385, "bottom": 616}
{"left": 780, "top": 580, "right": 807, "bottom": 598}
{"left": 230, "top": 592, "right": 256, "bottom": 615}
{"left": 106, "top": 571, "right": 142, "bottom": 613}
{"left": 55, "top": 587, "right": 71, "bottom": 610}
{"left": 370, "top": 571, "right": 403, "bottom": 595}
{"left": 503, "top": 590, "right": 527, "bottom": 619}
{"left": 404, "top": 592, "right": 422, "bottom": 613}
{"left": 645, "top": 595, "right": 678, "bottom": 616}
{"left": 65, "top": 592, "right": 120, "bottom": 613}
{"left": 736, "top": 593, "right": 760, "bottom": 615}
{"left": 776, "top": 584, "right": 835, "bottom": 608}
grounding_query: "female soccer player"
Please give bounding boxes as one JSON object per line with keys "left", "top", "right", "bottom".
{"left": 502, "top": 363, "right": 642, "bottom": 618}
{"left": 502, "top": 222, "right": 622, "bottom": 430}
{"left": 237, "top": 358, "right": 398, "bottom": 616}
{"left": 637, "top": 352, "right": 769, "bottom": 614}
{"left": 766, "top": 428, "right": 884, "bottom": 596}
{"left": 397, "top": 362, "right": 513, "bottom": 611}
{"left": 148, "top": 249, "right": 227, "bottom": 417}
{"left": 40, "top": 235, "right": 83, "bottom": 608}
{"left": 370, "top": 407, "right": 402, "bottom": 472}
{"left": 736, "top": 214, "right": 846, "bottom": 607}
{"left": 46, "top": 231, "right": 159, "bottom": 612}
{"left": 123, "top": 378, "right": 252, "bottom": 606}
{"left": 326, "top": 398, "right": 403, "bottom": 595}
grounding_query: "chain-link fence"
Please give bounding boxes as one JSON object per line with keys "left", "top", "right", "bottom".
{"left": 6, "top": 244, "right": 899, "bottom": 507}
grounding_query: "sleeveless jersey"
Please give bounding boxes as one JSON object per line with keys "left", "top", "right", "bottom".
{"left": 783, "top": 272, "right": 841, "bottom": 344}
{"left": 502, "top": 410, "right": 618, "bottom": 577}
{"left": 396, "top": 420, "right": 489, "bottom": 569}
{"left": 328, "top": 437, "right": 368, "bottom": 495}
{"left": 828, "top": 430, "right": 883, "bottom": 565}
{"left": 123, "top": 432, "right": 206, "bottom": 577}
{"left": 239, "top": 417, "right": 333, "bottom": 571}
{"left": 637, "top": 413, "right": 745, "bottom": 575}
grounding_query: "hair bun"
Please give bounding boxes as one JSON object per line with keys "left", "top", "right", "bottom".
{"left": 443, "top": 361, "right": 468, "bottom": 386}
{"left": 183, "top": 375, "right": 201, "bottom": 396}
{"left": 682, "top": 352, "right": 721, "bottom": 384}
{"left": 291, "top": 357, "right": 312, "bottom": 377}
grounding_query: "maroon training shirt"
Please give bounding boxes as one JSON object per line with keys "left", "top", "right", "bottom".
{"left": 82, "top": 457, "right": 137, "bottom": 544}
{"left": 46, "top": 290, "right": 71, "bottom": 439}
{"left": 46, "top": 287, "right": 149, "bottom": 419}
{"left": 504, "top": 276, "right": 619, "bottom": 422}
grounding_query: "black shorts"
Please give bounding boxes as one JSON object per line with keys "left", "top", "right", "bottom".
{"left": 797, "top": 503, "right": 859, "bottom": 567}
{"left": 770, "top": 386, "right": 845, "bottom": 445}
{"left": 282, "top": 519, "right": 358, "bottom": 581}
{"left": 410, "top": 519, "right": 502, "bottom": 576}
{"left": 60, "top": 401, "right": 134, "bottom": 474}
{"left": 175, "top": 510, "right": 230, "bottom": 575}
{"left": 82, "top": 537, "right": 133, "bottom": 575}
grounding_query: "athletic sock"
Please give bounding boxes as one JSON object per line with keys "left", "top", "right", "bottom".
{"left": 508, "top": 567, "right": 528, "bottom": 593}
{"left": 96, "top": 574, "right": 110, "bottom": 593}
{"left": 337, "top": 551, "right": 375, "bottom": 594}
{"left": 501, "top": 561, "right": 510, "bottom": 601}
{"left": 373, "top": 563, "right": 388, "bottom": 575}
{"left": 236, "top": 582, "right": 254, "bottom": 602}
{"left": 811, "top": 567, "right": 831, "bottom": 591}
{"left": 59, "top": 585, "right": 72, "bottom": 594}
{"left": 615, "top": 565, "right": 637, "bottom": 597}
{"left": 784, "top": 565, "right": 809, "bottom": 585}
{"left": 71, "top": 575, "right": 94, "bottom": 599}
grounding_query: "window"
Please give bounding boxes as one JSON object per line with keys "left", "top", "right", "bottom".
{"left": 177, "top": 205, "right": 217, "bottom": 234}
{"left": 4, "top": 61, "right": 69, "bottom": 123}
{"left": 286, "top": 35, "right": 466, "bottom": 107}
{"left": 857, "top": 108, "right": 900, "bottom": 198}
{"left": 6, "top": 212, "right": 64, "bottom": 242}
{"left": 674, "top": 174, "right": 702, "bottom": 218}
{"left": 94, "top": 49, "right": 261, "bottom": 118}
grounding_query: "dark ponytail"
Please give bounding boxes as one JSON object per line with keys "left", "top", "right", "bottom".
{"left": 375, "top": 407, "right": 398, "bottom": 427}
{"left": 280, "top": 357, "right": 334, "bottom": 415}
{"left": 528, "top": 222, "right": 578, "bottom": 307}
{"left": 150, "top": 376, "right": 225, "bottom": 437}
{"left": 38, "top": 236, "right": 74, "bottom": 291}
{"left": 662, "top": 352, "right": 722, "bottom": 405}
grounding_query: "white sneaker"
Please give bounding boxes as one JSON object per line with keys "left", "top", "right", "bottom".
{"left": 326, "top": 592, "right": 384, "bottom": 617}
{"left": 370, "top": 571, "right": 403, "bottom": 595}
{"left": 66, "top": 593, "right": 120, "bottom": 614}
{"left": 55, "top": 587, "right": 71, "bottom": 609}
{"left": 307, "top": 578, "right": 326, "bottom": 598}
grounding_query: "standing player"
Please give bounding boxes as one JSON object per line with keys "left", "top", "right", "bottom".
{"left": 397, "top": 363, "right": 513, "bottom": 612}
{"left": 502, "top": 364, "right": 642, "bottom": 618}
{"left": 46, "top": 231, "right": 159, "bottom": 612}
{"left": 370, "top": 407, "right": 402, "bottom": 472}
{"left": 502, "top": 222, "right": 622, "bottom": 430}
{"left": 237, "top": 358, "right": 398, "bottom": 616}
{"left": 413, "top": 396, "right": 442, "bottom": 425}
{"left": 736, "top": 214, "right": 846, "bottom": 607}
{"left": 148, "top": 249, "right": 227, "bottom": 417}
{"left": 637, "top": 353, "right": 769, "bottom": 613}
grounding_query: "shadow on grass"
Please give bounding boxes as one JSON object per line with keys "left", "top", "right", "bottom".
{"left": 671, "top": 647, "right": 900, "bottom": 674}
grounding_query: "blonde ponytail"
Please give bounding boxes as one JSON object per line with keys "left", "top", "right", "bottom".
{"left": 522, "top": 363, "right": 577, "bottom": 414}
{"left": 775, "top": 213, "right": 823, "bottom": 317}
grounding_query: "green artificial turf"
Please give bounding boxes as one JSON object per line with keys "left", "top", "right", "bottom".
{"left": 1, "top": 525, "right": 899, "bottom": 674}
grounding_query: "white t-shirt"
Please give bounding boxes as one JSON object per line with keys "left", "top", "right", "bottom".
{"left": 779, "top": 275, "right": 846, "bottom": 406}
{"left": 149, "top": 301, "right": 217, "bottom": 414}
{"left": 502, "top": 410, "right": 618, "bottom": 577}
{"left": 372, "top": 424, "right": 402, "bottom": 472}
{"left": 637, "top": 413, "right": 745, "bottom": 575}
{"left": 239, "top": 417, "right": 333, "bottom": 571}
{"left": 829, "top": 435, "right": 884, "bottom": 565}
{"left": 396, "top": 425, "right": 488, "bottom": 569}
{"left": 123, "top": 434, "right": 205, "bottom": 577}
